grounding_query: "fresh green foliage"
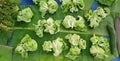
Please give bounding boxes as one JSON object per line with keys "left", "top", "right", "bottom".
{"left": 48, "top": 0, "right": 58, "bottom": 14}
{"left": 62, "top": 15, "right": 87, "bottom": 31}
{"left": 65, "top": 46, "right": 80, "bottom": 60}
{"left": 52, "top": 37, "right": 67, "bottom": 56}
{"left": 42, "top": 37, "right": 68, "bottom": 56}
{"left": 15, "top": 34, "right": 38, "bottom": 58}
{"left": 17, "top": 7, "right": 33, "bottom": 23}
{"left": 34, "top": 17, "right": 61, "bottom": 38}
{"left": 33, "top": 0, "right": 58, "bottom": 18}
{"left": 65, "top": 34, "right": 86, "bottom": 60}
{"left": 90, "top": 34, "right": 110, "bottom": 59}
{"left": 74, "top": 16, "right": 87, "bottom": 31}
{"left": 60, "top": 0, "right": 85, "bottom": 13}
{"left": 39, "top": 0, "right": 48, "bottom": 18}
{"left": 42, "top": 41, "right": 53, "bottom": 52}
{"left": 85, "top": 7, "right": 110, "bottom": 28}
{"left": 62, "top": 15, "right": 76, "bottom": 29}
{"left": 97, "top": 0, "right": 117, "bottom": 6}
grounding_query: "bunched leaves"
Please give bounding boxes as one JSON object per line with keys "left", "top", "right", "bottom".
{"left": 62, "top": 15, "right": 87, "bottom": 32}
{"left": 33, "top": 0, "right": 58, "bottom": 18}
{"left": 34, "top": 18, "right": 61, "bottom": 38}
{"left": 17, "top": 7, "right": 33, "bottom": 23}
{"left": 65, "top": 34, "right": 86, "bottom": 60}
{"left": 90, "top": 34, "right": 110, "bottom": 59}
{"left": 60, "top": 0, "right": 85, "bottom": 13}
{"left": 15, "top": 34, "right": 38, "bottom": 58}
{"left": 42, "top": 37, "right": 68, "bottom": 56}
{"left": 85, "top": 7, "right": 110, "bottom": 28}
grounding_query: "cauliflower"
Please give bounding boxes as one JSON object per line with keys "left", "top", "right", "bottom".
{"left": 62, "top": 15, "right": 76, "bottom": 28}
{"left": 65, "top": 46, "right": 81, "bottom": 60}
{"left": 39, "top": 1, "right": 48, "bottom": 18}
{"left": 17, "top": 7, "right": 33, "bottom": 23}
{"left": 44, "top": 18, "right": 61, "bottom": 34}
{"left": 34, "top": 18, "right": 61, "bottom": 37}
{"left": 90, "top": 45, "right": 108, "bottom": 59}
{"left": 61, "top": 0, "right": 84, "bottom": 13}
{"left": 65, "top": 34, "right": 80, "bottom": 46}
{"left": 73, "top": 0, "right": 85, "bottom": 9}
{"left": 15, "top": 34, "right": 38, "bottom": 58}
{"left": 42, "top": 37, "right": 68, "bottom": 56}
{"left": 65, "top": 34, "right": 86, "bottom": 48}
{"left": 48, "top": 0, "right": 58, "bottom": 14}
{"left": 90, "top": 34, "right": 110, "bottom": 59}
{"left": 61, "top": 0, "right": 72, "bottom": 13}
{"left": 42, "top": 41, "right": 53, "bottom": 52}
{"left": 85, "top": 7, "right": 110, "bottom": 28}
{"left": 75, "top": 16, "right": 87, "bottom": 31}
{"left": 34, "top": 20, "right": 46, "bottom": 37}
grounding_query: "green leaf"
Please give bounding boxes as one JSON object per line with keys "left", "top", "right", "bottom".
{"left": 6, "top": 0, "right": 118, "bottom": 61}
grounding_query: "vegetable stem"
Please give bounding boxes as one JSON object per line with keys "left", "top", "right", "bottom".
{"left": 60, "top": 30, "right": 107, "bottom": 36}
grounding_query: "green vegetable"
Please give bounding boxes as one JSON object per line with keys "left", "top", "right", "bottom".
{"left": 20, "top": 34, "right": 38, "bottom": 51}
{"left": 73, "top": 0, "right": 84, "bottom": 9}
{"left": 35, "top": 18, "right": 60, "bottom": 37}
{"left": 33, "top": 0, "right": 58, "bottom": 18}
{"left": 65, "top": 34, "right": 86, "bottom": 48}
{"left": 39, "top": 1, "right": 48, "bottom": 18}
{"left": 65, "top": 46, "right": 80, "bottom": 60}
{"left": 94, "top": 7, "right": 110, "bottom": 18}
{"left": 60, "top": 0, "right": 85, "bottom": 13}
{"left": 62, "top": 15, "right": 76, "bottom": 29}
{"left": 85, "top": 7, "right": 110, "bottom": 28}
{"left": 35, "top": 20, "right": 46, "bottom": 37}
{"left": 17, "top": 7, "right": 33, "bottom": 23}
{"left": 78, "top": 38, "right": 86, "bottom": 49}
{"left": 90, "top": 34, "right": 110, "bottom": 59}
{"left": 97, "top": 0, "right": 117, "bottom": 6}
{"left": 62, "top": 15, "right": 87, "bottom": 31}
{"left": 74, "top": 16, "right": 87, "bottom": 31}
{"left": 60, "top": 0, "right": 72, "bottom": 13}
{"left": 65, "top": 34, "right": 80, "bottom": 46}
{"left": 65, "top": 34, "right": 86, "bottom": 60}
{"left": 42, "top": 41, "right": 53, "bottom": 52}
{"left": 44, "top": 18, "right": 60, "bottom": 34}
{"left": 48, "top": 0, "right": 58, "bottom": 14}
{"left": 15, "top": 45, "right": 28, "bottom": 58}
{"left": 42, "top": 37, "right": 68, "bottom": 56}
{"left": 15, "top": 34, "right": 38, "bottom": 58}
{"left": 90, "top": 45, "right": 107, "bottom": 59}
{"left": 52, "top": 37, "right": 67, "bottom": 56}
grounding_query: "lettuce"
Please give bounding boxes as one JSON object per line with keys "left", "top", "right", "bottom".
{"left": 39, "top": 1, "right": 48, "bottom": 18}
{"left": 62, "top": 15, "right": 87, "bottom": 31}
{"left": 90, "top": 34, "right": 110, "bottom": 59}
{"left": 15, "top": 34, "right": 38, "bottom": 58}
{"left": 62, "top": 15, "right": 76, "bottom": 28}
{"left": 75, "top": 16, "right": 87, "bottom": 31}
{"left": 85, "top": 7, "right": 110, "bottom": 28}
{"left": 60, "top": 0, "right": 84, "bottom": 13}
{"left": 65, "top": 34, "right": 86, "bottom": 60}
{"left": 48, "top": 0, "right": 58, "bottom": 14}
{"left": 42, "top": 41, "right": 53, "bottom": 52}
{"left": 42, "top": 37, "right": 68, "bottom": 56}
{"left": 65, "top": 46, "right": 80, "bottom": 60}
{"left": 17, "top": 7, "right": 33, "bottom": 23}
